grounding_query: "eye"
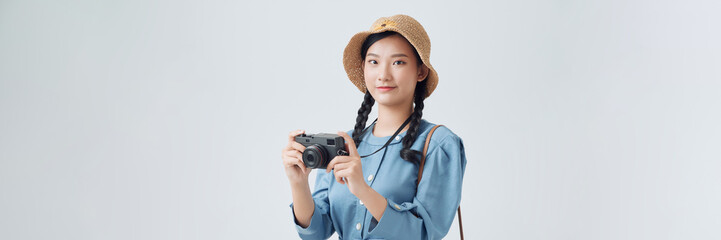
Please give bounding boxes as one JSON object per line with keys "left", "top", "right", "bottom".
{"left": 393, "top": 60, "right": 406, "bottom": 65}
{"left": 367, "top": 60, "right": 377, "bottom": 64}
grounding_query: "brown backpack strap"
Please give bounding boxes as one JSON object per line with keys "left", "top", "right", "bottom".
{"left": 457, "top": 205, "right": 464, "bottom": 240}
{"left": 417, "top": 125, "right": 464, "bottom": 240}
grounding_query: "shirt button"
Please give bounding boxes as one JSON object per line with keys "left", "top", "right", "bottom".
{"left": 356, "top": 222, "right": 362, "bottom": 230}
{"left": 359, "top": 200, "right": 364, "bottom": 205}
{"left": 395, "top": 136, "right": 401, "bottom": 141}
{"left": 367, "top": 174, "right": 374, "bottom": 182}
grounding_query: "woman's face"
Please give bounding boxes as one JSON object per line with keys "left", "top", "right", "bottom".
{"left": 363, "top": 34, "right": 428, "bottom": 108}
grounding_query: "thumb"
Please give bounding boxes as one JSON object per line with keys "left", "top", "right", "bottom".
{"left": 337, "top": 131, "right": 358, "bottom": 157}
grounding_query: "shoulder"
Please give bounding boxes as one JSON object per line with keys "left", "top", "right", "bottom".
{"left": 416, "top": 119, "right": 463, "bottom": 154}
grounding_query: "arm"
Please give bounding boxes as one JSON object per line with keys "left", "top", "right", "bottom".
{"left": 284, "top": 130, "right": 335, "bottom": 239}
{"left": 289, "top": 170, "right": 336, "bottom": 239}
{"left": 368, "top": 133, "right": 467, "bottom": 240}
{"left": 290, "top": 180, "right": 314, "bottom": 228}
{"left": 355, "top": 184, "right": 387, "bottom": 222}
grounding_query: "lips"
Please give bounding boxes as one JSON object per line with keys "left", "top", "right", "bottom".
{"left": 377, "top": 86, "right": 396, "bottom": 92}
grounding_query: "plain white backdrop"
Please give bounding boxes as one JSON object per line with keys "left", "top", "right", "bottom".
{"left": 1, "top": 0, "right": 720, "bottom": 239}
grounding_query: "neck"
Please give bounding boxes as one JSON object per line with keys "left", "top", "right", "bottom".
{"left": 373, "top": 102, "right": 414, "bottom": 137}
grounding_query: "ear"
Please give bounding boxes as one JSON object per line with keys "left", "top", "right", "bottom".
{"left": 417, "top": 64, "right": 429, "bottom": 82}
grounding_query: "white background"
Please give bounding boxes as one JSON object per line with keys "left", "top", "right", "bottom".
{"left": 1, "top": 0, "right": 720, "bottom": 239}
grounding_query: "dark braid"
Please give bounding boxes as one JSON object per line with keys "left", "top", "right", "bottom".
{"left": 352, "top": 90, "right": 375, "bottom": 146}
{"left": 400, "top": 80, "right": 427, "bottom": 165}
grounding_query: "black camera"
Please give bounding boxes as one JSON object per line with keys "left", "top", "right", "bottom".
{"left": 294, "top": 133, "right": 348, "bottom": 169}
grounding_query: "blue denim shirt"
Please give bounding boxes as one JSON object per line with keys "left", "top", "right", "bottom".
{"left": 290, "top": 119, "right": 467, "bottom": 240}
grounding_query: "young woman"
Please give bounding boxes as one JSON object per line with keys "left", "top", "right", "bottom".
{"left": 282, "top": 14, "right": 467, "bottom": 240}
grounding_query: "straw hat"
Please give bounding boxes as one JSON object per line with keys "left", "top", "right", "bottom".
{"left": 343, "top": 14, "right": 438, "bottom": 99}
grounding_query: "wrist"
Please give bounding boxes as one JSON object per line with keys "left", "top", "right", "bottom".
{"left": 290, "top": 179, "right": 310, "bottom": 190}
{"left": 353, "top": 183, "right": 374, "bottom": 200}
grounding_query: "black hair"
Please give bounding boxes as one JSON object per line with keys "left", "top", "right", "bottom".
{"left": 351, "top": 31, "right": 428, "bottom": 165}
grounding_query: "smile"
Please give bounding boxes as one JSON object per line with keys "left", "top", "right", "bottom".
{"left": 377, "top": 86, "right": 396, "bottom": 92}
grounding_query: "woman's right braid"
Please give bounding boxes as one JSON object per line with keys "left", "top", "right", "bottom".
{"left": 352, "top": 90, "right": 375, "bottom": 146}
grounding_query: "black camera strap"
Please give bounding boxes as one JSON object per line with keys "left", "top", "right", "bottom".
{"left": 356, "top": 114, "right": 413, "bottom": 158}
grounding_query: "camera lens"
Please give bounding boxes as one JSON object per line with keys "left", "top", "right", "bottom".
{"left": 302, "top": 144, "right": 329, "bottom": 169}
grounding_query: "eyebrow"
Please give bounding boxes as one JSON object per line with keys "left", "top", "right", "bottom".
{"left": 366, "top": 53, "right": 410, "bottom": 58}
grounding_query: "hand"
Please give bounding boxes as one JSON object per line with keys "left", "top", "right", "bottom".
{"left": 326, "top": 131, "right": 369, "bottom": 196}
{"left": 282, "top": 130, "right": 312, "bottom": 185}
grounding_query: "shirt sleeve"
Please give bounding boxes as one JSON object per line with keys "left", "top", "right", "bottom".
{"left": 367, "top": 130, "right": 467, "bottom": 240}
{"left": 289, "top": 169, "right": 336, "bottom": 239}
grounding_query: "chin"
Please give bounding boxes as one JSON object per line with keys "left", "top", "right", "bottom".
{"left": 373, "top": 97, "right": 405, "bottom": 107}
{"left": 370, "top": 91, "right": 406, "bottom": 105}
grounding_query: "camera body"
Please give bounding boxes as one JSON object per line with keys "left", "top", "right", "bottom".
{"left": 294, "top": 133, "right": 348, "bottom": 169}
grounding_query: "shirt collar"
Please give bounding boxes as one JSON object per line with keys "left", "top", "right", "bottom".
{"left": 360, "top": 119, "right": 425, "bottom": 146}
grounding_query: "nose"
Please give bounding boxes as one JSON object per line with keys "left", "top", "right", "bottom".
{"left": 376, "top": 64, "right": 391, "bottom": 82}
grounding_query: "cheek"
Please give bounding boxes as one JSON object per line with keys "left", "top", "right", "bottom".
{"left": 397, "top": 69, "right": 419, "bottom": 84}
{"left": 363, "top": 69, "right": 375, "bottom": 87}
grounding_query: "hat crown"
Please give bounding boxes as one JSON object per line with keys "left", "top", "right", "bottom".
{"left": 368, "top": 15, "right": 431, "bottom": 59}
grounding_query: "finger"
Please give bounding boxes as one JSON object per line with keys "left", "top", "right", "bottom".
{"left": 294, "top": 157, "right": 308, "bottom": 174}
{"left": 332, "top": 162, "right": 349, "bottom": 173}
{"left": 295, "top": 154, "right": 314, "bottom": 176}
{"left": 337, "top": 131, "right": 358, "bottom": 157}
{"left": 282, "top": 150, "right": 306, "bottom": 169}
{"left": 282, "top": 144, "right": 295, "bottom": 156}
{"left": 282, "top": 149, "right": 303, "bottom": 160}
{"left": 326, "top": 156, "right": 349, "bottom": 173}
{"left": 288, "top": 129, "right": 306, "bottom": 143}
{"left": 289, "top": 141, "right": 306, "bottom": 152}
{"left": 334, "top": 168, "right": 348, "bottom": 184}
{"left": 333, "top": 168, "right": 345, "bottom": 184}
{"left": 282, "top": 153, "right": 306, "bottom": 170}
{"left": 293, "top": 151, "right": 303, "bottom": 163}
{"left": 335, "top": 172, "right": 344, "bottom": 184}
{"left": 333, "top": 163, "right": 354, "bottom": 184}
